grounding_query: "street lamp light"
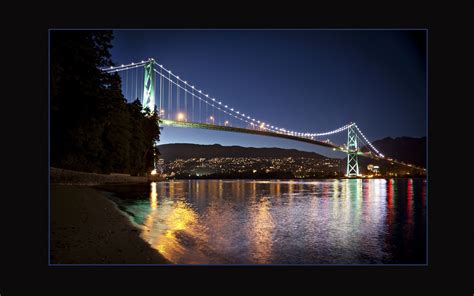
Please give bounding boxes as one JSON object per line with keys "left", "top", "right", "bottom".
{"left": 177, "top": 112, "right": 186, "bottom": 121}
{"left": 209, "top": 116, "right": 214, "bottom": 124}
{"left": 224, "top": 120, "right": 229, "bottom": 126}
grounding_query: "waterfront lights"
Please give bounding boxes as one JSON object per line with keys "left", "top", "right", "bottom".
{"left": 177, "top": 112, "right": 186, "bottom": 121}
{"left": 151, "top": 169, "right": 157, "bottom": 175}
{"left": 224, "top": 120, "right": 229, "bottom": 126}
{"left": 209, "top": 116, "right": 215, "bottom": 124}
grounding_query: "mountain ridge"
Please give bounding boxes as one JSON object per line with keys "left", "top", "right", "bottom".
{"left": 158, "top": 136, "right": 426, "bottom": 168}
{"left": 361, "top": 136, "right": 426, "bottom": 167}
{"left": 157, "top": 143, "right": 328, "bottom": 161}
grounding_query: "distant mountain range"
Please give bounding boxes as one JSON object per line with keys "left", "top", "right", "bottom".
{"left": 157, "top": 143, "right": 327, "bottom": 162}
{"left": 158, "top": 136, "right": 426, "bottom": 168}
{"left": 361, "top": 136, "right": 426, "bottom": 167}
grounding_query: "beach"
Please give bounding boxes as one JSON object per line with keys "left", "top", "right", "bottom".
{"left": 50, "top": 184, "right": 170, "bottom": 264}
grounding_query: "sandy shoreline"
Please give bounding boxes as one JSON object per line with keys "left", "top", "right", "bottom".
{"left": 50, "top": 185, "right": 170, "bottom": 264}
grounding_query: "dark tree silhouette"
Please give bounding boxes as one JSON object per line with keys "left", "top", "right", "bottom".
{"left": 51, "top": 30, "right": 160, "bottom": 175}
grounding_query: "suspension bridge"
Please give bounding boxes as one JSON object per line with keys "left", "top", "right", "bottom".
{"left": 103, "top": 58, "right": 423, "bottom": 177}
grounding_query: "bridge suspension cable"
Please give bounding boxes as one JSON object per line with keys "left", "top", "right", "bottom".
{"left": 103, "top": 59, "right": 359, "bottom": 138}
{"left": 353, "top": 124, "right": 384, "bottom": 157}
{"left": 312, "top": 123, "right": 353, "bottom": 137}
{"left": 101, "top": 58, "right": 384, "bottom": 159}
{"left": 103, "top": 61, "right": 148, "bottom": 73}
{"left": 151, "top": 60, "right": 362, "bottom": 138}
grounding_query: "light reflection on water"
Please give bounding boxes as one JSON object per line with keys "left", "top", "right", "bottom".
{"left": 118, "top": 178, "right": 426, "bottom": 264}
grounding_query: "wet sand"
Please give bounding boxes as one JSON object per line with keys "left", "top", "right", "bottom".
{"left": 50, "top": 185, "right": 170, "bottom": 264}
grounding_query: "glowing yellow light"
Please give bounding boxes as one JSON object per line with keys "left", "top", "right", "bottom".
{"left": 150, "top": 182, "right": 157, "bottom": 210}
{"left": 151, "top": 169, "right": 157, "bottom": 175}
{"left": 260, "top": 122, "right": 265, "bottom": 129}
{"left": 177, "top": 112, "right": 185, "bottom": 121}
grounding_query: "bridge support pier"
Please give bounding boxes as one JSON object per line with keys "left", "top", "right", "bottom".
{"left": 346, "top": 124, "right": 360, "bottom": 177}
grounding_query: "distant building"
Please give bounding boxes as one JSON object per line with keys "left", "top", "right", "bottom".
{"left": 156, "top": 158, "right": 165, "bottom": 173}
{"left": 367, "top": 164, "right": 380, "bottom": 176}
{"left": 373, "top": 165, "right": 380, "bottom": 174}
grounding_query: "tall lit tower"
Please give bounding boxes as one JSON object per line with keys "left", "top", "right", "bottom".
{"left": 143, "top": 58, "right": 155, "bottom": 112}
{"left": 346, "top": 123, "right": 360, "bottom": 177}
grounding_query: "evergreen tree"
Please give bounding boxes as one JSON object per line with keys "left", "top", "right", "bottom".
{"left": 51, "top": 31, "right": 160, "bottom": 175}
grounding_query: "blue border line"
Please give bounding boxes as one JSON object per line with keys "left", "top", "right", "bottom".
{"left": 48, "top": 28, "right": 428, "bottom": 267}
{"left": 49, "top": 28, "right": 428, "bottom": 31}
{"left": 49, "top": 263, "right": 427, "bottom": 267}
{"left": 48, "top": 29, "right": 51, "bottom": 266}
{"left": 425, "top": 29, "right": 429, "bottom": 265}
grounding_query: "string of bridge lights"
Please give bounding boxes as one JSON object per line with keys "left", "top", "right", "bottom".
{"left": 104, "top": 61, "right": 148, "bottom": 73}
{"left": 151, "top": 60, "right": 357, "bottom": 139}
{"left": 354, "top": 124, "right": 384, "bottom": 158}
{"left": 104, "top": 61, "right": 351, "bottom": 137}
{"left": 152, "top": 69, "right": 254, "bottom": 125}
{"left": 152, "top": 61, "right": 296, "bottom": 135}
{"left": 102, "top": 60, "right": 383, "bottom": 157}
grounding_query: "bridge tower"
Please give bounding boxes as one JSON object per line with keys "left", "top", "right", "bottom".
{"left": 143, "top": 58, "right": 155, "bottom": 112}
{"left": 346, "top": 124, "right": 360, "bottom": 177}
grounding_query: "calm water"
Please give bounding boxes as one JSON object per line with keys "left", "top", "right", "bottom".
{"left": 103, "top": 178, "right": 426, "bottom": 264}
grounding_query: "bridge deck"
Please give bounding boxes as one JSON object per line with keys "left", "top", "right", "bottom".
{"left": 160, "top": 119, "right": 425, "bottom": 171}
{"left": 161, "top": 119, "right": 342, "bottom": 149}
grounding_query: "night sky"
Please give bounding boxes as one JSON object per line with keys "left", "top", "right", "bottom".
{"left": 110, "top": 30, "right": 426, "bottom": 158}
